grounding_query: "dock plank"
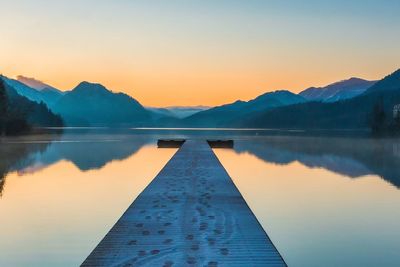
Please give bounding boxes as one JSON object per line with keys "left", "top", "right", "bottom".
{"left": 82, "top": 140, "right": 286, "bottom": 267}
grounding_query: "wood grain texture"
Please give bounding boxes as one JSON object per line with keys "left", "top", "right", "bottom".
{"left": 82, "top": 140, "right": 286, "bottom": 267}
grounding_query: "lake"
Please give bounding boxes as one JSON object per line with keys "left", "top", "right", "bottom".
{"left": 0, "top": 129, "right": 399, "bottom": 267}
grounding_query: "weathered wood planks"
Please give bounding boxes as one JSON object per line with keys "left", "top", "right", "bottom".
{"left": 82, "top": 140, "right": 286, "bottom": 267}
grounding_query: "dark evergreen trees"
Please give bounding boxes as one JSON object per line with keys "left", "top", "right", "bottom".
{"left": 240, "top": 69, "right": 400, "bottom": 131}
{"left": 370, "top": 98, "right": 386, "bottom": 134}
{"left": 395, "top": 113, "right": 400, "bottom": 128}
{"left": 0, "top": 77, "right": 63, "bottom": 135}
{"left": 0, "top": 79, "right": 8, "bottom": 135}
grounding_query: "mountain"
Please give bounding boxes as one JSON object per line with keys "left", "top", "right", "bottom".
{"left": 5, "top": 76, "right": 174, "bottom": 127}
{"left": 364, "top": 70, "right": 400, "bottom": 93}
{"left": 0, "top": 77, "right": 63, "bottom": 134}
{"left": 2, "top": 76, "right": 45, "bottom": 103}
{"left": 2, "top": 76, "right": 64, "bottom": 106}
{"left": 52, "top": 81, "right": 153, "bottom": 126}
{"left": 242, "top": 69, "right": 400, "bottom": 130}
{"left": 17, "top": 75, "right": 65, "bottom": 105}
{"left": 183, "top": 90, "right": 307, "bottom": 127}
{"left": 17, "top": 75, "right": 59, "bottom": 92}
{"left": 148, "top": 106, "right": 210, "bottom": 119}
{"left": 299, "top": 77, "right": 376, "bottom": 102}
{"left": 40, "top": 87, "right": 65, "bottom": 106}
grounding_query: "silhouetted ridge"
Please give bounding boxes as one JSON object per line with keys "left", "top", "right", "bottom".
{"left": 52, "top": 81, "right": 152, "bottom": 126}
{"left": 0, "top": 76, "right": 63, "bottom": 134}
{"left": 365, "top": 69, "right": 400, "bottom": 93}
{"left": 183, "top": 90, "right": 306, "bottom": 127}
{"left": 300, "top": 77, "right": 376, "bottom": 102}
{"left": 241, "top": 68, "right": 400, "bottom": 130}
{"left": 72, "top": 81, "right": 111, "bottom": 95}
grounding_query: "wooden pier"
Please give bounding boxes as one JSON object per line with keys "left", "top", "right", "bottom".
{"left": 82, "top": 140, "right": 286, "bottom": 267}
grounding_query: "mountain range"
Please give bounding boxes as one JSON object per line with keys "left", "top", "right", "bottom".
{"left": 241, "top": 69, "right": 400, "bottom": 130}
{"left": 148, "top": 106, "right": 210, "bottom": 119}
{"left": 182, "top": 90, "right": 307, "bottom": 127}
{"left": 2, "top": 68, "right": 399, "bottom": 131}
{"left": 299, "top": 77, "right": 376, "bottom": 102}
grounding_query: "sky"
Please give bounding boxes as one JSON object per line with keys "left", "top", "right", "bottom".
{"left": 1, "top": 0, "right": 399, "bottom": 107}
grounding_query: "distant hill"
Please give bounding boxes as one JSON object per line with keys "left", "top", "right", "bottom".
{"left": 40, "top": 88, "right": 65, "bottom": 106}
{"left": 52, "top": 81, "right": 153, "bottom": 126}
{"left": 3, "top": 76, "right": 64, "bottom": 106}
{"left": 364, "top": 70, "right": 400, "bottom": 93}
{"left": 299, "top": 77, "right": 376, "bottom": 102}
{"left": 2, "top": 76, "right": 46, "bottom": 103}
{"left": 4, "top": 71, "right": 398, "bottom": 130}
{"left": 0, "top": 77, "right": 63, "bottom": 134}
{"left": 17, "top": 75, "right": 60, "bottom": 92}
{"left": 17, "top": 75, "right": 65, "bottom": 105}
{"left": 7, "top": 75, "right": 174, "bottom": 126}
{"left": 241, "top": 69, "right": 400, "bottom": 130}
{"left": 183, "top": 90, "right": 306, "bottom": 127}
{"left": 148, "top": 106, "right": 210, "bottom": 119}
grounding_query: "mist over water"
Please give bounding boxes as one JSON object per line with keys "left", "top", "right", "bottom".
{"left": 215, "top": 136, "right": 400, "bottom": 267}
{"left": 0, "top": 129, "right": 399, "bottom": 266}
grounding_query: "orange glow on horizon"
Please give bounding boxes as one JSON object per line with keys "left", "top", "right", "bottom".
{"left": 2, "top": 67, "right": 393, "bottom": 107}
{"left": 2, "top": 1, "right": 399, "bottom": 107}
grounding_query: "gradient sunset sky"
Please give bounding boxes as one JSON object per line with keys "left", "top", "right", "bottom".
{"left": 1, "top": 0, "right": 399, "bottom": 107}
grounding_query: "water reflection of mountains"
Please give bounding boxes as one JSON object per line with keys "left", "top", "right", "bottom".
{"left": 0, "top": 135, "right": 152, "bottom": 196}
{"left": 234, "top": 137, "right": 400, "bottom": 188}
{"left": 0, "top": 140, "right": 50, "bottom": 197}
{"left": 2, "top": 135, "right": 399, "bottom": 197}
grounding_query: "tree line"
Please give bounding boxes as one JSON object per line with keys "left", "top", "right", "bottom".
{"left": 0, "top": 78, "right": 63, "bottom": 135}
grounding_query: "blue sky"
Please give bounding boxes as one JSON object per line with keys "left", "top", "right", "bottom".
{"left": 1, "top": 0, "right": 399, "bottom": 106}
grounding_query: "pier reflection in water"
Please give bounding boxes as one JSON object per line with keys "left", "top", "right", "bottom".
{"left": 0, "top": 132, "right": 399, "bottom": 267}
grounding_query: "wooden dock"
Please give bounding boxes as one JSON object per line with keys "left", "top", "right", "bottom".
{"left": 82, "top": 140, "right": 286, "bottom": 267}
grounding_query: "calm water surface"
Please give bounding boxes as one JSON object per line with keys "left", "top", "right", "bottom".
{"left": 214, "top": 136, "right": 400, "bottom": 267}
{"left": 0, "top": 130, "right": 399, "bottom": 267}
{"left": 0, "top": 133, "right": 177, "bottom": 266}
